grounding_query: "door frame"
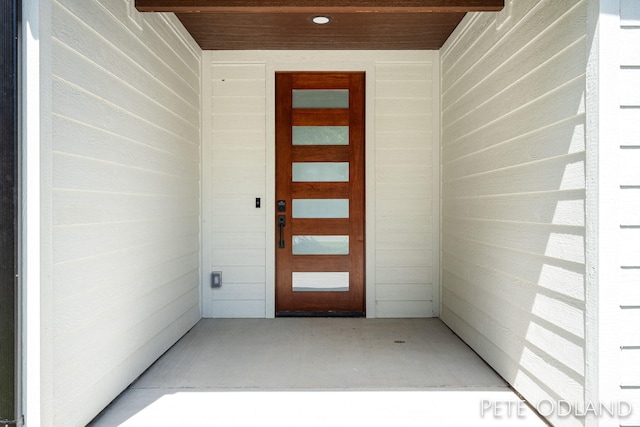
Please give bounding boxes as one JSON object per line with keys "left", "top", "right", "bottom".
{"left": 274, "top": 71, "right": 366, "bottom": 316}
{"left": 263, "top": 55, "right": 382, "bottom": 319}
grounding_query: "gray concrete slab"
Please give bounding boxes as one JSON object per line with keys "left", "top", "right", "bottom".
{"left": 89, "top": 319, "right": 549, "bottom": 426}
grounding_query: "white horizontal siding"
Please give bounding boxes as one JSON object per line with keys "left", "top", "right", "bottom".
{"left": 202, "top": 51, "right": 438, "bottom": 318}
{"left": 375, "top": 61, "right": 436, "bottom": 318}
{"left": 619, "top": 0, "right": 640, "bottom": 417}
{"left": 49, "top": 1, "right": 201, "bottom": 426}
{"left": 440, "top": 1, "right": 587, "bottom": 426}
{"left": 204, "top": 63, "right": 267, "bottom": 318}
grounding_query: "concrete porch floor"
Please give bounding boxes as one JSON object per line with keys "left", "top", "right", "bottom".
{"left": 89, "top": 318, "right": 548, "bottom": 426}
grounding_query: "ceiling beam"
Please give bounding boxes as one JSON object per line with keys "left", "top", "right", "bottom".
{"left": 135, "top": 0, "right": 504, "bottom": 13}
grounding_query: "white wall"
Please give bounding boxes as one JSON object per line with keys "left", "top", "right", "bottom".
{"left": 201, "top": 51, "right": 439, "bottom": 318}
{"left": 440, "top": 1, "right": 588, "bottom": 426}
{"left": 592, "top": 0, "right": 640, "bottom": 424}
{"left": 618, "top": 0, "right": 640, "bottom": 417}
{"left": 617, "top": 0, "right": 640, "bottom": 424}
{"left": 44, "top": 1, "right": 202, "bottom": 425}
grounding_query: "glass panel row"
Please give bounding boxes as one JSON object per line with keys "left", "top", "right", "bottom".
{"left": 292, "top": 126, "right": 349, "bottom": 146}
{"left": 292, "top": 235, "right": 349, "bottom": 255}
{"left": 292, "top": 199, "right": 349, "bottom": 218}
{"left": 292, "top": 272, "right": 350, "bottom": 292}
{"left": 292, "top": 162, "right": 349, "bottom": 182}
{"left": 292, "top": 90, "right": 349, "bottom": 109}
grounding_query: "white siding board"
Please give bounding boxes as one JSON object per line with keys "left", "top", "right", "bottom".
{"left": 211, "top": 300, "right": 266, "bottom": 318}
{"left": 376, "top": 130, "right": 432, "bottom": 148}
{"left": 444, "top": 38, "right": 587, "bottom": 134}
{"left": 54, "top": 291, "right": 198, "bottom": 425}
{"left": 53, "top": 218, "right": 198, "bottom": 264}
{"left": 619, "top": 6, "right": 640, "bottom": 408}
{"left": 212, "top": 97, "right": 266, "bottom": 115}
{"left": 212, "top": 283, "right": 267, "bottom": 301}
{"left": 210, "top": 64, "right": 266, "bottom": 80}
{"left": 620, "top": 148, "right": 640, "bottom": 184}
{"left": 53, "top": 117, "right": 198, "bottom": 173}
{"left": 444, "top": 118, "right": 586, "bottom": 182}
{"left": 66, "top": 0, "right": 199, "bottom": 90}
{"left": 620, "top": 308, "right": 640, "bottom": 346}
{"left": 621, "top": 269, "right": 640, "bottom": 306}
{"left": 376, "top": 233, "right": 432, "bottom": 251}
{"left": 443, "top": 191, "right": 585, "bottom": 227}
{"left": 444, "top": 79, "right": 586, "bottom": 157}
{"left": 376, "top": 249, "right": 433, "bottom": 267}
{"left": 211, "top": 130, "right": 266, "bottom": 149}
{"left": 376, "top": 301, "right": 433, "bottom": 318}
{"left": 375, "top": 267, "right": 433, "bottom": 285}
{"left": 212, "top": 79, "right": 266, "bottom": 97}
{"left": 620, "top": 68, "right": 640, "bottom": 106}
{"left": 442, "top": 1, "right": 582, "bottom": 97}
{"left": 53, "top": 191, "right": 199, "bottom": 226}
{"left": 375, "top": 80, "right": 432, "bottom": 99}
{"left": 444, "top": 218, "right": 585, "bottom": 264}
{"left": 376, "top": 98, "right": 433, "bottom": 116}
{"left": 375, "top": 183, "right": 433, "bottom": 201}
{"left": 376, "top": 284, "right": 433, "bottom": 301}
{"left": 52, "top": 153, "right": 198, "bottom": 196}
{"left": 621, "top": 348, "right": 640, "bottom": 386}
{"left": 445, "top": 155, "right": 586, "bottom": 198}
{"left": 212, "top": 249, "right": 265, "bottom": 266}
{"left": 621, "top": 229, "right": 640, "bottom": 267}
{"left": 53, "top": 79, "right": 198, "bottom": 156}
{"left": 53, "top": 272, "right": 199, "bottom": 346}
{"left": 443, "top": 236, "right": 585, "bottom": 302}
{"left": 620, "top": 108, "right": 640, "bottom": 147}
{"left": 212, "top": 114, "right": 266, "bottom": 132}
{"left": 442, "top": 289, "right": 584, "bottom": 402}
{"left": 48, "top": 1, "right": 201, "bottom": 425}
{"left": 443, "top": 268, "right": 584, "bottom": 343}
{"left": 52, "top": 6, "right": 198, "bottom": 120}
{"left": 53, "top": 241, "right": 199, "bottom": 303}
{"left": 375, "top": 62, "right": 434, "bottom": 80}
{"left": 376, "top": 215, "right": 433, "bottom": 234}
{"left": 441, "top": 2, "right": 587, "bottom": 425}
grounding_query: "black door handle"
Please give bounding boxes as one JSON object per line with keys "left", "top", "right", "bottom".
{"left": 278, "top": 215, "right": 286, "bottom": 248}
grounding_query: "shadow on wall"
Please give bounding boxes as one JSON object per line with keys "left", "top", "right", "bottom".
{"left": 440, "top": 1, "right": 589, "bottom": 425}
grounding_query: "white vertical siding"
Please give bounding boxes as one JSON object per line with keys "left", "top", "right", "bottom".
{"left": 202, "top": 51, "right": 438, "bottom": 318}
{"left": 440, "top": 1, "right": 587, "bottom": 426}
{"left": 619, "top": 0, "right": 640, "bottom": 423}
{"left": 50, "top": 1, "right": 201, "bottom": 425}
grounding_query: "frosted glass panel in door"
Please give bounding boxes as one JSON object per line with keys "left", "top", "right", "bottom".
{"left": 292, "top": 90, "right": 349, "bottom": 109}
{"left": 292, "top": 126, "right": 349, "bottom": 146}
{"left": 292, "top": 162, "right": 349, "bottom": 182}
{"left": 292, "top": 236, "right": 349, "bottom": 255}
{"left": 292, "top": 272, "right": 350, "bottom": 292}
{"left": 292, "top": 199, "right": 349, "bottom": 218}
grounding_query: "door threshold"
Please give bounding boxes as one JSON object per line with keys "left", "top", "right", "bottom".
{"left": 276, "top": 311, "right": 365, "bottom": 318}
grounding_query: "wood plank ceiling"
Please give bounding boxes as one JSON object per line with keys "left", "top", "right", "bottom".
{"left": 135, "top": 1, "right": 504, "bottom": 50}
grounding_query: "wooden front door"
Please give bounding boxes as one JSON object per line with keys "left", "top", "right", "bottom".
{"left": 275, "top": 72, "right": 365, "bottom": 316}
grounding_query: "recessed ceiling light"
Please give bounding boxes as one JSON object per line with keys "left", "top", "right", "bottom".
{"left": 312, "top": 16, "right": 331, "bottom": 25}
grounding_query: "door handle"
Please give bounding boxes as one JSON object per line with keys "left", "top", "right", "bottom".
{"left": 278, "top": 215, "right": 286, "bottom": 248}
